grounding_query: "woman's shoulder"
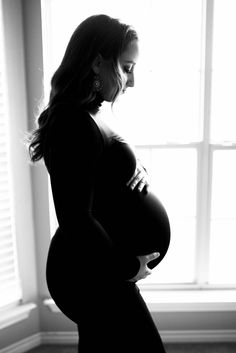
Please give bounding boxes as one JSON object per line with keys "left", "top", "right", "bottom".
{"left": 48, "top": 102, "right": 105, "bottom": 147}
{"left": 49, "top": 102, "right": 97, "bottom": 130}
{"left": 49, "top": 102, "right": 90, "bottom": 122}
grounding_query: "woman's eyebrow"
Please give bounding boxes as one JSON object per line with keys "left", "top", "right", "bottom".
{"left": 124, "top": 60, "right": 136, "bottom": 64}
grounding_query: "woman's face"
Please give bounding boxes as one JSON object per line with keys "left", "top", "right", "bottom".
{"left": 99, "top": 39, "right": 139, "bottom": 102}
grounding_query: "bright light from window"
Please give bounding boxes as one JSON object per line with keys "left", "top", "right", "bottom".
{"left": 42, "top": 0, "right": 203, "bottom": 144}
{"left": 211, "top": 0, "right": 236, "bottom": 143}
{"left": 209, "top": 150, "right": 236, "bottom": 284}
{"left": 138, "top": 148, "right": 197, "bottom": 284}
{"left": 113, "top": 0, "right": 203, "bottom": 144}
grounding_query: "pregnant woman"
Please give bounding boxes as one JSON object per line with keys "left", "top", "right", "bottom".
{"left": 28, "top": 14, "right": 170, "bottom": 353}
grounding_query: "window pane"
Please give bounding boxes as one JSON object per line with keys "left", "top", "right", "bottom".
{"left": 209, "top": 150, "right": 236, "bottom": 284}
{"left": 138, "top": 148, "right": 197, "bottom": 283}
{"left": 211, "top": 0, "right": 236, "bottom": 142}
{"left": 114, "top": 0, "right": 203, "bottom": 144}
{"left": 141, "top": 218, "right": 196, "bottom": 284}
{"left": 136, "top": 148, "right": 197, "bottom": 217}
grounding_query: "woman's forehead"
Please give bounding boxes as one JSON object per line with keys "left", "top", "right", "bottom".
{"left": 120, "top": 40, "right": 139, "bottom": 63}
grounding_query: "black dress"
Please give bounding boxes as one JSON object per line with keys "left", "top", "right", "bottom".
{"left": 45, "top": 103, "right": 170, "bottom": 352}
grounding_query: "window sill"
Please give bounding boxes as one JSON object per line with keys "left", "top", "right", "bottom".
{"left": 141, "top": 288, "right": 236, "bottom": 312}
{"left": 44, "top": 288, "right": 236, "bottom": 313}
{"left": 0, "top": 302, "right": 37, "bottom": 330}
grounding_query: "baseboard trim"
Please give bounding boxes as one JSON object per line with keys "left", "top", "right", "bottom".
{"left": 1, "top": 329, "right": 236, "bottom": 352}
{"left": 41, "top": 331, "right": 78, "bottom": 345}
{"left": 161, "top": 329, "right": 236, "bottom": 343}
{"left": 41, "top": 330, "right": 236, "bottom": 344}
{"left": 0, "top": 333, "right": 41, "bottom": 353}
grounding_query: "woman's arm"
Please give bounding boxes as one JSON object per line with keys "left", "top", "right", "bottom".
{"left": 46, "top": 105, "right": 140, "bottom": 281}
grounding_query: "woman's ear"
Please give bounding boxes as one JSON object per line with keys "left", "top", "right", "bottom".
{"left": 92, "top": 54, "right": 103, "bottom": 74}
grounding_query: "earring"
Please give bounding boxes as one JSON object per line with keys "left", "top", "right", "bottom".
{"left": 93, "top": 75, "right": 103, "bottom": 92}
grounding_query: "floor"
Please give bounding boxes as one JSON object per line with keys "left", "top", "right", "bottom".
{"left": 165, "top": 343, "right": 236, "bottom": 353}
{"left": 26, "top": 342, "right": 236, "bottom": 353}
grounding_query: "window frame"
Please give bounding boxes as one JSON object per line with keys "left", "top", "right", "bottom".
{"left": 140, "top": 0, "right": 236, "bottom": 290}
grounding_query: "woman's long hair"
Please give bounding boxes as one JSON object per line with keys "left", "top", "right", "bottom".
{"left": 28, "top": 14, "right": 138, "bottom": 162}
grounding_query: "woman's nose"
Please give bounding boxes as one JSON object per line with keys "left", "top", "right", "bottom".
{"left": 127, "top": 72, "right": 135, "bottom": 88}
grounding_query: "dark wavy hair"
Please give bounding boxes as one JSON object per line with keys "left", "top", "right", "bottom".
{"left": 27, "top": 14, "right": 138, "bottom": 162}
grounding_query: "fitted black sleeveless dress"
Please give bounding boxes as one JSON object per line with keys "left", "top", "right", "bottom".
{"left": 45, "top": 103, "right": 170, "bottom": 352}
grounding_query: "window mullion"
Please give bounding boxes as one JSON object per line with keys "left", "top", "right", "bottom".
{"left": 195, "top": 0, "right": 214, "bottom": 286}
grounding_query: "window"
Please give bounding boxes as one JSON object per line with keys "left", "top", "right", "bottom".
{"left": 0, "top": 1, "right": 22, "bottom": 308}
{"left": 208, "top": 0, "right": 236, "bottom": 284}
{"left": 41, "top": 0, "right": 236, "bottom": 287}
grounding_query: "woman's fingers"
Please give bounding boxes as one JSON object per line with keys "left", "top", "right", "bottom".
{"left": 137, "top": 178, "right": 149, "bottom": 192}
{"left": 126, "top": 166, "right": 149, "bottom": 192}
{"left": 126, "top": 168, "right": 142, "bottom": 188}
{"left": 145, "top": 268, "right": 152, "bottom": 277}
{"left": 128, "top": 252, "right": 161, "bottom": 283}
{"left": 145, "top": 252, "right": 160, "bottom": 264}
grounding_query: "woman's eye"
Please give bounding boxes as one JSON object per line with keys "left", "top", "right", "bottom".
{"left": 124, "top": 66, "right": 133, "bottom": 74}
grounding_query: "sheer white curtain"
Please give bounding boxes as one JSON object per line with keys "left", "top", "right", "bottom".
{"left": 0, "top": 1, "right": 22, "bottom": 308}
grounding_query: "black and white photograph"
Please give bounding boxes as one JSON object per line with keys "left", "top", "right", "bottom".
{"left": 0, "top": 1, "right": 236, "bottom": 352}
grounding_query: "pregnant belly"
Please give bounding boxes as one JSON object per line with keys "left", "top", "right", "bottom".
{"left": 96, "top": 187, "right": 171, "bottom": 269}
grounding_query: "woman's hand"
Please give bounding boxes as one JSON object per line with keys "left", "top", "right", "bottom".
{"left": 128, "top": 252, "right": 160, "bottom": 282}
{"left": 126, "top": 160, "right": 149, "bottom": 192}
